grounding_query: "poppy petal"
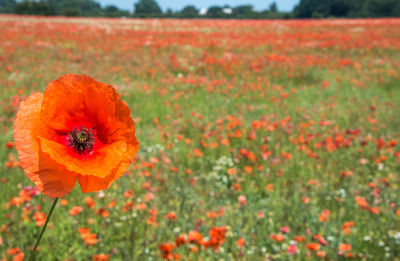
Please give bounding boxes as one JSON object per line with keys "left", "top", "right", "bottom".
{"left": 14, "top": 93, "right": 43, "bottom": 174}
{"left": 40, "top": 74, "right": 137, "bottom": 144}
{"left": 35, "top": 151, "right": 78, "bottom": 197}
{"left": 38, "top": 137, "right": 128, "bottom": 178}
{"left": 77, "top": 161, "right": 131, "bottom": 193}
{"left": 40, "top": 73, "right": 139, "bottom": 162}
{"left": 40, "top": 74, "right": 111, "bottom": 132}
{"left": 14, "top": 93, "right": 77, "bottom": 197}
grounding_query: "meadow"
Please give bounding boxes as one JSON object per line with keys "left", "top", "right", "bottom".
{"left": 1, "top": 15, "right": 400, "bottom": 260}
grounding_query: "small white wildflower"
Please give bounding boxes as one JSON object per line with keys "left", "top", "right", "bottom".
{"left": 173, "top": 227, "right": 180, "bottom": 233}
{"left": 246, "top": 247, "right": 254, "bottom": 255}
{"left": 377, "top": 163, "right": 384, "bottom": 171}
{"left": 97, "top": 191, "right": 105, "bottom": 198}
{"left": 337, "top": 188, "right": 346, "bottom": 197}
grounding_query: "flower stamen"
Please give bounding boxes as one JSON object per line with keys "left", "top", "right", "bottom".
{"left": 67, "top": 126, "right": 95, "bottom": 154}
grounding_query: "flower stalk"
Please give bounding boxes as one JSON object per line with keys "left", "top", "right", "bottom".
{"left": 29, "top": 198, "right": 59, "bottom": 261}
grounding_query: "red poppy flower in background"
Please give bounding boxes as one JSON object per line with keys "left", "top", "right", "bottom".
{"left": 14, "top": 74, "right": 139, "bottom": 197}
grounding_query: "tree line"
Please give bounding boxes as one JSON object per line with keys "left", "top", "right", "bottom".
{"left": 0, "top": 0, "right": 130, "bottom": 17}
{"left": 1, "top": 0, "right": 399, "bottom": 18}
{"left": 295, "top": 0, "right": 400, "bottom": 18}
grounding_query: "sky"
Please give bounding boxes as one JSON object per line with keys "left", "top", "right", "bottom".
{"left": 97, "top": 0, "right": 300, "bottom": 12}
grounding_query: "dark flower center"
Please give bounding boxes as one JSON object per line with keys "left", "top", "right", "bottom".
{"left": 67, "top": 126, "right": 95, "bottom": 154}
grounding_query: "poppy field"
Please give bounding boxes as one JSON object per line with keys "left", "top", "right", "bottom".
{"left": 1, "top": 15, "right": 400, "bottom": 260}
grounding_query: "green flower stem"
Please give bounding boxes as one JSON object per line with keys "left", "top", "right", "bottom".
{"left": 29, "top": 197, "right": 59, "bottom": 261}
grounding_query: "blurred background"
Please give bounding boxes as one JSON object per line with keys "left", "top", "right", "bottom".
{"left": 1, "top": 0, "right": 400, "bottom": 260}
{"left": 0, "top": 0, "right": 400, "bottom": 18}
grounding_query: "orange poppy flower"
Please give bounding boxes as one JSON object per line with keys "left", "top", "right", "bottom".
{"left": 188, "top": 230, "right": 203, "bottom": 245}
{"left": 78, "top": 227, "right": 98, "bottom": 245}
{"left": 175, "top": 234, "right": 186, "bottom": 246}
{"left": 158, "top": 243, "right": 177, "bottom": 260}
{"left": 342, "top": 221, "right": 354, "bottom": 234}
{"left": 293, "top": 235, "right": 306, "bottom": 243}
{"left": 316, "top": 250, "right": 326, "bottom": 257}
{"left": 84, "top": 196, "right": 96, "bottom": 209}
{"left": 33, "top": 212, "right": 46, "bottom": 227}
{"left": 306, "top": 243, "right": 321, "bottom": 251}
{"left": 164, "top": 211, "right": 178, "bottom": 221}
{"left": 204, "top": 226, "right": 227, "bottom": 250}
{"left": 339, "top": 243, "right": 352, "bottom": 252}
{"left": 14, "top": 74, "right": 139, "bottom": 197}
{"left": 236, "top": 238, "right": 245, "bottom": 248}
{"left": 270, "top": 234, "right": 285, "bottom": 242}
{"left": 69, "top": 206, "right": 83, "bottom": 216}
{"left": 97, "top": 208, "right": 110, "bottom": 218}
{"left": 92, "top": 253, "right": 110, "bottom": 261}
